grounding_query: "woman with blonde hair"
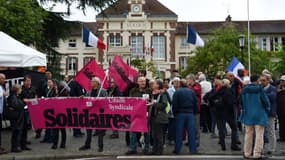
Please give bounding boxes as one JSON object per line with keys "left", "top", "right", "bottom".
{"left": 209, "top": 79, "right": 241, "bottom": 151}
{"left": 7, "top": 84, "right": 26, "bottom": 152}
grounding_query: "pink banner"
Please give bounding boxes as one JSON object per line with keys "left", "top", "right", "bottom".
{"left": 28, "top": 97, "right": 147, "bottom": 132}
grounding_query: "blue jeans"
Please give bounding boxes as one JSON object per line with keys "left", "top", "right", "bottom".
{"left": 129, "top": 132, "right": 150, "bottom": 152}
{"left": 175, "top": 113, "right": 196, "bottom": 153}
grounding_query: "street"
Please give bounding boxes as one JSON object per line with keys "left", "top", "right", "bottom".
{"left": 0, "top": 125, "right": 285, "bottom": 160}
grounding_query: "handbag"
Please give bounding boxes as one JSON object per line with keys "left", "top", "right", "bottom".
{"left": 3, "top": 106, "right": 19, "bottom": 120}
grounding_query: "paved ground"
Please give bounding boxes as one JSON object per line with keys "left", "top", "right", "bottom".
{"left": 0, "top": 124, "right": 284, "bottom": 160}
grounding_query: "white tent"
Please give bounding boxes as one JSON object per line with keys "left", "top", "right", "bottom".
{"left": 0, "top": 31, "right": 47, "bottom": 67}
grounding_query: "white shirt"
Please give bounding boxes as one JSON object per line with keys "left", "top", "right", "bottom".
{"left": 200, "top": 80, "right": 212, "bottom": 104}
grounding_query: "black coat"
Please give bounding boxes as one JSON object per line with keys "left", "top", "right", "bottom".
{"left": 208, "top": 87, "right": 235, "bottom": 117}
{"left": 277, "top": 89, "right": 285, "bottom": 116}
{"left": 7, "top": 93, "right": 25, "bottom": 130}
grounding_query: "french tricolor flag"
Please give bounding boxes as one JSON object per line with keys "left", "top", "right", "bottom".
{"left": 226, "top": 57, "right": 245, "bottom": 77}
{"left": 83, "top": 27, "right": 106, "bottom": 50}
{"left": 187, "top": 24, "right": 205, "bottom": 47}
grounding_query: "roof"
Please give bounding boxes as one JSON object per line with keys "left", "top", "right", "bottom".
{"left": 176, "top": 20, "right": 285, "bottom": 35}
{"left": 96, "top": 0, "right": 177, "bottom": 18}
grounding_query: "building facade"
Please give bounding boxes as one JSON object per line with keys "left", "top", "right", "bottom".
{"left": 56, "top": 0, "right": 285, "bottom": 78}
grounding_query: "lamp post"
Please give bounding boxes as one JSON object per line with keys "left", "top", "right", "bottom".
{"left": 239, "top": 34, "right": 245, "bottom": 65}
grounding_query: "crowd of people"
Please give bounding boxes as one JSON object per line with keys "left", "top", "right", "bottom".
{"left": 0, "top": 68, "right": 285, "bottom": 159}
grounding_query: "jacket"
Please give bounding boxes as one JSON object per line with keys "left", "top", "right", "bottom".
{"left": 172, "top": 87, "right": 198, "bottom": 115}
{"left": 7, "top": 93, "right": 25, "bottom": 130}
{"left": 151, "top": 92, "right": 169, "bottom": 124}
{"left": 264, "top": 84, "right": 277, "bottom": 117}
{"left": 208, "top": 86, "right": 235, "bottom": 116}
{"left": 239, "top": 83, "right": 270, "bottom": 126}
{"left": 86, "top": 87, "right": 107, "bottom": 97}
{"left": 277, "top": 88, "right": 285, "bottom": 116}
{"left": 188, "top": 83, "right": 202, "bottom": 112}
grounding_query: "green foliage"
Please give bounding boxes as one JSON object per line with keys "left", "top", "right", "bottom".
{"left": 130, "top": 58, "right": 157, "bottom": 77}
{"left": 0, "top": 0, "right": 48, "bottom": 45}
{"left": 39, "top": 0, "right": 117, "bottom": 13}
{"left": 183, "top": 25, "right": 272, "bottom": 77}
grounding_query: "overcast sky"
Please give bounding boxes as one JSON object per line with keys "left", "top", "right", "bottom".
{"left": 41, "top": 0, "right": 285, "bottom": 22}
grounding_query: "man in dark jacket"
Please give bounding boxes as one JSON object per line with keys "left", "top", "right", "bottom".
{"left": 208, "top": 79, "right": 241, "bottom": 151}
{"left": 172, "top": 79, "right": 197, "bottom": 154}
{"left": 108, "top": 79, "right": 122, "bottom": 139}
{"left": 277, "top": 75, "right": 285, "bottom": 142}
{"left": 69, "top": 80, "right": 85, "bottom": 137}
{"left": 260, "top": 74, "right": 277, "bottom": 155}
{"left": 126, "top": 76, "right": 152, "bottom": 155}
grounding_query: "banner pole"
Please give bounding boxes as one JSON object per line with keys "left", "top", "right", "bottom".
{"left": 58, "top": 78, "right": 73, "bottom": 96}
{"left": 97, "top": 69, "right": 108, "bottom": 98}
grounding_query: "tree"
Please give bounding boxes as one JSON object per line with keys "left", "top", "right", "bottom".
{"left": 130, "top": 58, "right": 157, "bottom": 77}
{"left": 39, "top": 0, "right": 117, "bottom": 13}
{"left": 183, "top": 25, "right": 272, "bottom": 78}
{"left": 0, "top": 0, "right": 115, "bottom": 79}
{"left": 0, "top": 0, "right": 48, "bottom": 45}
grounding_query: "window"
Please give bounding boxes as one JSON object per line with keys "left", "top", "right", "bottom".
{"left": 109, "top": 34, "right": 122, "bottom": 47}
{"left": 282, "top": 37, "right": 285, "bottom": 47}
{"left": 259, "top": 37, "right": 267, "bottom": 51}
{"left": 152, "top": 36, "right": 165, "bottom": 59}
{"left": 179, "top": 56, "right": 187, "bottom": 70}
{"left": 180, "top": 37, "right": 188, "bottom": 48}
{"left": 68, "top": 39, "right": 77, "bottom": 48}
{"left": 270, "top": 36, "right": 279, "bottom": 51}
{"left": 130, "top": 36, "right": 143, "bottom": 57}
{"left": 83, "top": 57, "right": 92, "bottom": 65}
{"left": 67, "top": 57, "right": 78, "bottom": 75}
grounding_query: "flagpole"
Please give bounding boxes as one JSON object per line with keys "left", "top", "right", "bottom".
{"left": 97, "top": 69, "right": 108, "bottom": 98}
{"left": 247, "top": 0, "right": 251, "bottom": 77}
{"left": 58, "top": 78, "right": 73, "bottom": 95}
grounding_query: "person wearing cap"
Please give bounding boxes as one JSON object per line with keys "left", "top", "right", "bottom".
{"left": 167, "top": 77, "right": 180, "bottom": 145}
{"left": 260, "top": 74, "right": 277, "bottom": 155}
{"left": 240, "top": 75, "right": 270, "bottom": 159}
{"left": 79, "top": 77, "right": 107, "bottom": 152}
{"left": 277, "top": 75, "right": 285, "bottom": 142}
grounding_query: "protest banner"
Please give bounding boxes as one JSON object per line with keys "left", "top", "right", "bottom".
{"left": 28, "top": 97, "right": 147, "bottom": 132}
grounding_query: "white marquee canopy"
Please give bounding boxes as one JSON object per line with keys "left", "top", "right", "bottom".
{"left": 0, "top": 31, "right": 47, "bottom": 67}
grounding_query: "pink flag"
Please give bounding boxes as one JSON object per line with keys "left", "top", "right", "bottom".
{"left": 109, "top": 55, "right": 138, "bottom": 92}
{"left": 74, "top": 58, "right": 108, "bottom": 90}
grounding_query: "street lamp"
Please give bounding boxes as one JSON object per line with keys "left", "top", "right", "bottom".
{"left": 239, "top": 34, "right": 245, "bottom": 64}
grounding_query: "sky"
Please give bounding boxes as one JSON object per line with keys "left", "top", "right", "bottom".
{"left": 40, "top": 0, "right": 285, "bottom": 22}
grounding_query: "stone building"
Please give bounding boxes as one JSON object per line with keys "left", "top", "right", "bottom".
{"left": 56, "top": 0, "right": 285, "bottom": 78}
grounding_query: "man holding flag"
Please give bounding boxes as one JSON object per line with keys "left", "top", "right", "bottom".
{"left": 79, "top": 77, "right": 107, "bottom": 152}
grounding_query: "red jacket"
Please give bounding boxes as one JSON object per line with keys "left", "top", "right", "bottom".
{"left": 188, "top": 83, "right": 202, "bottom": 112}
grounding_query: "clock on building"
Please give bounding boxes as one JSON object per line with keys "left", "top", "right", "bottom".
{"left": 132, "top": 4, "right": 141, "bottom": 13}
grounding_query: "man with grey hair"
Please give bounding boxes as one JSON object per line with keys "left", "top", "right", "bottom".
{"left": 0, "top": 73, "right": 7, "bottom": 154}
{"left": 186, "top": 74, "right": 201, "bottom": 147}
{"left": 79, "top": 77, "right": 107, "bottom": 152}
